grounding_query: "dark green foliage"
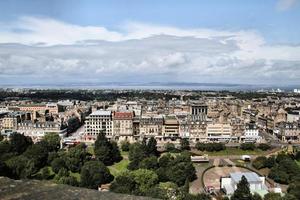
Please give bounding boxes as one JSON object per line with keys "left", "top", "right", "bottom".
{"left": 264, "top": 192, "right": 282, "bottom": 200}
{"left": 41, "top": 133, "right": 61, "bottom": 152}
{"left": 139, "top": 156, "right": 158, "bottom": 170}
{"left": 0, "top": 141, "right": 13, "bottom": 161}
{"left": 80, "top": 160, "right": 113, "bottom": 189}
{"left": 6, "top": 155, "right": 36, "bottom": 179}
{"left": 51, "top": 157, "right": 66, "bottom": 174}
{"left": 146, "top": 137, "right": 159, "bottom": 157}
{"left": 195, "top": 142, "right": 225, "bottom": 152}
{"left": 180, "top": 138, "right": 190, "bottom": 151}
{"left": 0, "top": 160, "right": 10, "bottom": 176}
{"left": 231, "top": 176, "right": 252, "bottom": 200}
{"left": 23, "top": 143, "right": 48, "bottom": 169}
{"left": 94, "top": 133, "right": 122, "bottom": 165}
{"left": 9, "top": 133, "right": 33, "bottom": 154}
{"left": 295, "top": 151, "right": 300, "bottom": 161}
{"left": 265, "top": 156, "right": 276, "bottom": 168}
{"left": 65, "top": 143, "right": 89, "bottom": 172}
{"left": 252, "top": 156, "right": 268, "bottom": 169}
{"left": 240, "top": 143, "right": 255, "bottom": 150}
{"left": 121, "top": 141, "right": 130, "bottom": 151}
{"left": 67, "top": 117, "right": 81, "bottom": 134}
{"left": 257, "top": 143, "right": 271, "bottom": 151}
{"left": 110, "top": 174, "right": 137, "bottom": 194}
{"left": 164, "top": 142, "right": 177, "bottom": 152}
{"left": 40, "top": 167, "right": 51, "bottom": 180}
{"left": 287, "top": 181, "right": 300, "bottom": 199}
{"left": 47, "top": 152, "right": 58, "bottom": 165}
{"left": 111, "top": 141, "right": 122, "bottom": 163}
{"left": 158, "top": 152, "right": 196, "bottom": 186}
{"left": 128, "top": 142, "right": 147, "bottom": 170}
{"left": 252, "top": 193, "right": 263, "bottom": 200}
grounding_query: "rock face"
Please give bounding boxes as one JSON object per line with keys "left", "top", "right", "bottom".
{"left": 0, "top": 177, "right": 157, "bottom": 200}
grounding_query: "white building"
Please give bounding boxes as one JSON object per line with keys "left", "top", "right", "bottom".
{"left": 241, "top": 122, "right": 261, "bottom": 142}
{"left": 84, "top": 110, "right": 113, "bottom": 141}
{"left": 221, "top": 172, "right": 268, "bottom": 196}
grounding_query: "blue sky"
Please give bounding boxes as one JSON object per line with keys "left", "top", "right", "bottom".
{"left": 0, "top": 0, "right": 300, "bottom": 85}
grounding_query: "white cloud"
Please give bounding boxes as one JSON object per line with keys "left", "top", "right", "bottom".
{"left": 0, "top": 16, "right": 300, "bottom": 85}
{"left": 277, "top": 0, "right": 297, "bottom": 11}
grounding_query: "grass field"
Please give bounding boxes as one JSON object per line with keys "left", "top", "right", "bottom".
{"left": 108, "top": 159, "right": 129, "bottom": 177}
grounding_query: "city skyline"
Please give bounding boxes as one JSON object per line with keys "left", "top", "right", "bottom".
{"left": 0, "top": 0, "right": 300, "bottom": 86}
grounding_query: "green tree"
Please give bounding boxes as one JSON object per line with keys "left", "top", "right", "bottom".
{"left": 40, "top": 167, "right": 51, "bottom": 180}
{"left": 164, "top": 142, "right": 177, "bottom": 152}
{"left": 94, "top": 132, "right": 121, "bottom": 165}
{"left": 264, "top": 192, "right": 282, "bottom": 200}
{"left": 121, "top": 141, "right": 130, "bottom": 152}
{"left": 42, "top": 133, "right": 61, "bottom": 152}
{"left": 80, "top": 160, "right": 113, "bottom": 189}
{"left": 252, "top": 193, "right": 263, "bottom": 200}
{"left": 128, "top": 142, "right": 147, "bottom": 170}
{"left": 287, "top": 181, "right": 300, "bottom": 199}
{"left": 131, "top": 169, "right": 159, "bottom": 194}
{"left": 6, "top": 155, "right": 36, "bottom": 179}
{"left": 252, "top": 156, "right": 267, "bottom": 169}
{"left": 139, "top": 156, "right": 158, "bottom": 170}
{"left": 9, "top": 133, "right": 33, "bottom": 154}
{"left": 258, "top": 143, "right": 271, "bottom": 151}
{"left": 180, "top": 138, "right": 190, "bottom": 151}
{"left": 231, "top": 176, "right": 252, "bottom": 200}
{"left": 240, "top": 143, "right": 255, "bottom": 151}
{"left": 146, "top": 137, "right": 158, "bottom": 157}
{"left": 195, "top": 142, "right": 206, "bottom": 151}
{"left": 23, "top": 143, "right": 48, "bottom": 169}
{"left": 51, "top": 157, "right": 66, "bottom": 174}
{"left": 110, "top": 172, "right": 136, "bottom": 194}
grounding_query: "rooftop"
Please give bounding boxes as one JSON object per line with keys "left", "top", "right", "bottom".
{"left": 90, "top": 110, "right": 112, "bottom": 116}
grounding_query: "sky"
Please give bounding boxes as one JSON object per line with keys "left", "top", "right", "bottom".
{"left": 0, "top": 0, "right": 300, "bottom": 86}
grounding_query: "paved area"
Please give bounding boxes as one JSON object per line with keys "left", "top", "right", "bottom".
{"left": 213, "top": 158, "right": 220, "bottom": 166}
{"left": 223, "top": 158, "right": 235, "bottom": 166}
{"left": 203, "top": 166, "right": 251, "bottom": 190}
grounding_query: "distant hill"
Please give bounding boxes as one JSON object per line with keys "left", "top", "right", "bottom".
{"left": 0, "top": 176, "right": 157, "bottom": 200}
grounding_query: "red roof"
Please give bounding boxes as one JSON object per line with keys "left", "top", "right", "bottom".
{"left": 113, "top": 112, "right": 133, "bottom": 119}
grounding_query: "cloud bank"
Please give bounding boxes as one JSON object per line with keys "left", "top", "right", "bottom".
{"left": 0, "top": 17, "right": 300, "bottom": 85}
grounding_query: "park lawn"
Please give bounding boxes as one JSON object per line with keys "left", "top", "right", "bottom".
{"left": 204, "top": 148, "right": 263, "bottom": 156}
{"left": 108, "top": 159, "right": 129, "bottom": 177}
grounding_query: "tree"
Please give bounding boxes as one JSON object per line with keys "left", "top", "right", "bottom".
{"left": 287, "top": 181, "right": 300, "bottom": 199}
{"left": 195, "top": 142, "right": 206, "bottom": 151}
{"left": 164, "top": 142, "right": 177, "bottom": 152}
{"left": 252, "top": 193, "right": 263, "bottom": 200}
{"left": 252, "top": 156, "right": 267, "bottom": 169}
{"left": 139, "top": 156, "right": 158, "bottom": 170}
{"left": 131, "top": 169, "right": 159, "bottom": 194}
{"left": 264, "top": 192, "right": 282, "bottom": 200}
{"left": 42, "top": 133, "right": 61, "bottom": 152}
{"left": 111, "top": 141, "right": 122, "bottom": 163}
{"left": 51, "top": 157, "right": 66, "bottom": 174}
{"left": 94, "top": 132, "right": 121, "bottom": 165}
{"left": 0, "top": 160, "right": 10, "bottom": 177}
{"left": 40, "top": 167, "right": 51, "bottom": 180}
{"left": 240, "top": 143, "right": 255, "bottom": 151}
{"left": 67, "top": 117, "right": 81, "bottom": 134}
{"left": 80, "top": 160, "right": 113, "bottom": 189}
{"left": 180, "top": 138, "right": 190, "bottom": 151}
{"left": 258, "top": 143, "right": 271, "bottom": 151}
{"left": 6, "top": 155, "right": 36, "bottom": 179}
{"left": 23, "top": 143, "right": 48, "bottom": 169}
{"left": 121, "top": 141, "right": 130, "bottom": 152}
{"left": 147, "top": 137, "right": 159, "bottom": 157}
{"left": 231, "top": 176, "right": 252, "bottom": 200}
{"left": 110, "top": 173, "right": 136, "bottom": 194}
{"left": 128, "top": 142, "right": 147, "bottom": 170}
{"left": 9, "top": 133, "right": 33, "bottom": 154}
{"left": 184, "top": 193, "right": 212, "bottom": 200}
